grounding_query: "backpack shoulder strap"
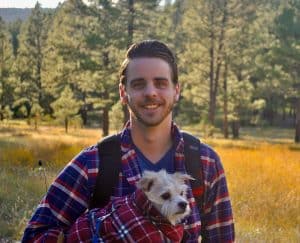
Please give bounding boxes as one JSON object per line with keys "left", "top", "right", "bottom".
{"left": 182, "top": 132, "right": 204, "bottom": 208}
{"left": 89, "top": 132, "right": 204, "bottom": 209}
{"left": 88, "top": 134, "right": 122, "bottom": 209}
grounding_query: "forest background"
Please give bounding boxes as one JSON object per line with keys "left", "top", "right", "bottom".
{"left": 0, "top": 0, "right": 299, "bottom": 141}
{"left": 0, "top": 0, "right": 300, "bottom": 242}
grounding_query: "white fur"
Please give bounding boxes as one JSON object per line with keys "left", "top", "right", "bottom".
{"left": 136, "top": 170, "right": 194, "bottom": 225}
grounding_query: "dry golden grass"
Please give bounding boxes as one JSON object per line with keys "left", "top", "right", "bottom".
{"left": 0, "top": 121, "right": 299, "bottom": 242}
{"left": 210, "top": 142, "right": 300, "bottom": 242}
{"left": 0, "top": 121, "right": 101, "bottom": 167}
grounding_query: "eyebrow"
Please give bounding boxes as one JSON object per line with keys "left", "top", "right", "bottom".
{"left": 129, "top": 77, "right": 169, "bottom": 83}
{"left": 154, "top": 77, "right": 169, "bottom": 81}
{"left": 129, "top": 77, "right": 145, "bottom": 83}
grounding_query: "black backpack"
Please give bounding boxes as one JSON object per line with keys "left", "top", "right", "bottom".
{"left": 89, "top": 132, "right": 204, "bottom": 210}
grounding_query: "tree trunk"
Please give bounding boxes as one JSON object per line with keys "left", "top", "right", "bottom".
{"left": 102, "top": 107, "right": 109, "bottom": 137}
{"left": 80, "top": 106, "right": 88, "bottom": 126}
{"left": 208, "top": 0, "right": 228, "bottom": 126}
{"left": 101, "top": 51, "right": 111, "bottom": 134}
{"left": 0, "top": 105, "right": 4, "bottom": 121}
{"left": 34, "top": 115, "right": 38, "bottom": 130}
{"left": 208, "top": 5, "right": 215, "bottom": 125}
{"left": 0, "top": 39, "right": 4, "bottom": 121}
{"left": 282, "top": 105, "right": 286, "bottom": 121}
{"left": 295, "top": 98, "right": 300, "bottom": 143}
{"left": 223, "top": 57, "right": 229, "bottom": 138}
{"left": 231, "top": 120, "right": 240, "bottom": 139}
{"left": 122, "top": 0, "right": 134, "bottom": 125}
{"left": 65, "top": 117, "right": 68, "bottom": 133}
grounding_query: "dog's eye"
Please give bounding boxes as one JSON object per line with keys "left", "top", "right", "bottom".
{"left": 180, "top": 191, "right": 184, "bottom": 196}
{"left": 161, "top": 192, "right": 171, "bottom": 200}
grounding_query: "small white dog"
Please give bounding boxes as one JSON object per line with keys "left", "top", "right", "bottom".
{"left": 67, "top": 169, "right": 194, "bottom": 242}
{"left": 137, "top": 169, "right": 193, "bottom": 225}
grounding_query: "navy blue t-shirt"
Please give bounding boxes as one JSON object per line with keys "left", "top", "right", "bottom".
{"left": 134, "top": 145, "right": 175, "bottom": 173}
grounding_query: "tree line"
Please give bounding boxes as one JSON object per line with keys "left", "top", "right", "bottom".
{"left": 0, "top": 0, "right": 299, "bottom": 142}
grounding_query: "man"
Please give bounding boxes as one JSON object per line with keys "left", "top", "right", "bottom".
{"left": 22, "top": 40, "right": 234, "bottom": 242}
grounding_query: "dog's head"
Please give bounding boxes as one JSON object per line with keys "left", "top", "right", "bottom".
{"left": 136, "top": 170, "right": 194, "bottom": 225}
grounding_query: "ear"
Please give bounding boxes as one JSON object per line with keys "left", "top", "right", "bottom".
{"left": 119, "top": 83, "right": 128, "bottom": 105}
{"left": 136, "top": 170, "right": 156, "bottom": 192}
{"left": 174, "top": 172, "right": 195, "bottom": 183}
{"left": 136, "top": 177, "right": 154, "bottom": 192}
{"left": 174, "top": 83, "right": 180, "bottom": 102}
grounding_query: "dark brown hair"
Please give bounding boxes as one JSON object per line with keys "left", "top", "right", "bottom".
{"left": 119, "top": 40, "right": 178, "bottom": 85}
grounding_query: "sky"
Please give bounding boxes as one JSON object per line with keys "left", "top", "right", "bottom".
{"left": 0, "top": 0, "right": 66, "bottom": 8}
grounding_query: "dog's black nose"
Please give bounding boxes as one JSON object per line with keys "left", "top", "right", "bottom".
{"left": 178, "top": 201, "right": 187, "bottom": 210}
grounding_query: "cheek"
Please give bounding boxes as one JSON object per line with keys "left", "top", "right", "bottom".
{"left": 127, "top": 93, "right": 141, "bottom": 104}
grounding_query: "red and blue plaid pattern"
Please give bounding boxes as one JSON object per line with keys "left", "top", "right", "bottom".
{"left": 67, "top": 188, "right": 184, "bottom": 242}
{"left": 22, "top": 122, "right": 234, "bottom": 243}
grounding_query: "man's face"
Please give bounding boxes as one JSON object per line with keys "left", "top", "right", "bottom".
{"left": 119, "top": 57, "right": 180, "bottom": 127}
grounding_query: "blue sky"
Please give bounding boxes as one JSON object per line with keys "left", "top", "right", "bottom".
{"left": 0, "top": 0, "right": 66, "bottom": 8}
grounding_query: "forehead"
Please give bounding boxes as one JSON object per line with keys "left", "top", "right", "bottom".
{"left": 126, "top": 57, "right": 172, "bottom": 80}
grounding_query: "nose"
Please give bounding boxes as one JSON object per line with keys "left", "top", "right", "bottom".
{"left": 144, "top": 82, "right": 157, "bottom": 97}
{"left": 178, "top": 201, "right": 187, "bottom": 210}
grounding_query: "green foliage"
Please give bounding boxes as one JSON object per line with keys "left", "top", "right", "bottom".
{"left": 272, "top": 1, "right": 300, "bottom": 93}
{"left": 11, "top": 2, "right": 52, "bottom": 119}
{"left": 109, "top": 101, "right": 124, "bottom": 132}
{"left": 0, "top": 18, "right": 15, "bottom": 120}
{"left": 51, "top": 86, "right": 82, "bottom": 132}
{"left": 0, "top": 0, "right": 299, "bottom": 141}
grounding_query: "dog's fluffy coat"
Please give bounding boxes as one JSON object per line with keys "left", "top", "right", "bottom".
{"left": 66, "top": 170, "right": 193, "bottom": 242}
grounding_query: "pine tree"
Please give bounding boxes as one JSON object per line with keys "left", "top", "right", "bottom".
{"left": 0, "top": 17, "right": 15, "bottom": 120}
{"left": 271, "top": 1, "right": 300, "bottom": 142}
{"left": 84, "top": 0, "right": 125, "bottom": 135}
{"left": 179, "top": 0, "right": 230, "bottom": 128}
{"left": 43, "top": 0, "right": 95, "bottom": 123}
{"left": 51, "top": 86, "right": 82, "bottom": 133}
{"left": 13, "top": 2, "right": 50, "bottom": 123}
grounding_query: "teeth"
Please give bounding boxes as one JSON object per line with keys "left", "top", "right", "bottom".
{"left": 145, "top": 104, "right": 158, "bottom": 109}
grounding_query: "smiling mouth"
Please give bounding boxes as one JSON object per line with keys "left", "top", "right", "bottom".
{"left": 144, "top": 104, "right": 159, "bottom": 109}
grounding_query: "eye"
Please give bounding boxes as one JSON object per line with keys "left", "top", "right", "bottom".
{"left": 155, "top": 79, "right": 168, "bottom": 89}
{"left": 180, "top": 191, "right": 184, "bottom": 196}
{"left": 161, "top": 192, "right": 171, "bottom": 200}
{"left": 130, "top": 79, "right": 145, "bottom": 90}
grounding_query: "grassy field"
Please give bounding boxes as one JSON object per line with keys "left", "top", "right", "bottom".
{"left": 0, "top": 121, "right": 299, "bottom": 242}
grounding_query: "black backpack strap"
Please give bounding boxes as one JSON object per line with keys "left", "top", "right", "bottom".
{"left": 182, "top": 132, "right": 204, "bottom": 208}
{"left": 88, "top": 134, "right": 122, "bottom": 209}
{"left": 89, "top": 132, "right": 204, "bottom": 210}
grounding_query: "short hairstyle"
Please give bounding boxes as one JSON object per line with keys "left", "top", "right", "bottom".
{"left": 119, "top": 40, "right": 178, "bottom": 85}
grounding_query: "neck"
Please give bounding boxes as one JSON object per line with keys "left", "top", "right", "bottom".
{"left": 130, "top": 117, "right": 173, "bottom": 163}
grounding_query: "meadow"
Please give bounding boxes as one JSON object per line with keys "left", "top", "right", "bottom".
{"left": 0, "top": 121, "right": 299, "bottom": 242}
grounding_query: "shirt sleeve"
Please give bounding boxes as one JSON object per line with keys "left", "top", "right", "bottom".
{"left": 199, "top": 145, "right": 235, "bottom": 242}
{"left": 21, "top": 146, "right": 98, "bottom": 243}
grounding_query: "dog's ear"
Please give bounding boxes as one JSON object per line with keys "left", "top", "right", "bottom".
{"left": 136, "top": 177, "right": 154, "bottom": 192}
{"left": 136, "top": 171, "right": 156, "bottom": 192}
{"left": 174, "top": 172, "right": 195, "bottom": 183}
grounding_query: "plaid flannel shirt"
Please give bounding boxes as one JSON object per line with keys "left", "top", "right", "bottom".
{"left": 22, "top": 122, "right": 234, "bottom": 242}
{"left": 67, "top": 188, "right": 184, "bottom": 242}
